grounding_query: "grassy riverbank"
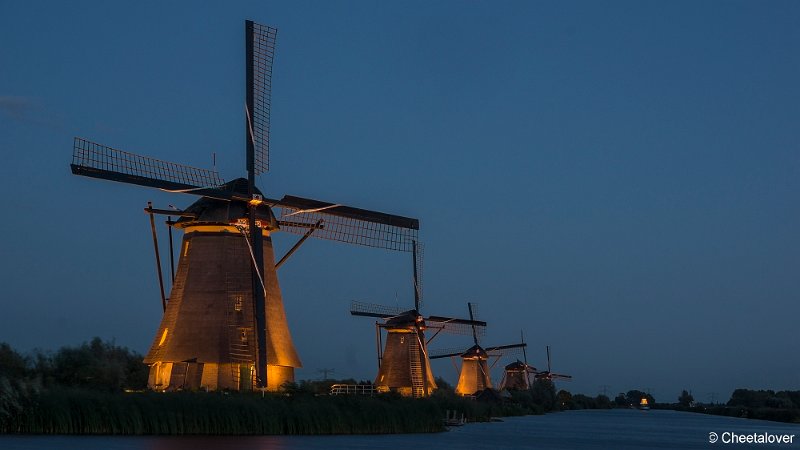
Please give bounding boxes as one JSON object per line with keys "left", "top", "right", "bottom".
{"left": 1, "top": 385, "right": 547, "bottom": 435}
{"left": 0, "top": 338, "right": 554, "bottom": 435}
{"left": 4, "top": 388, "right": 443, "bottom": 435}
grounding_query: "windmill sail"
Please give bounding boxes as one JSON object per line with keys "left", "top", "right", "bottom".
{"left": 275, "top": 195, "right": 419, "bottom": 251}
{"left": 413, "top": 241, "right": 424, "bottom": 306}
{"left": 485, "top": 343, "right": 527, "bottom": 353}
{"left": 350, "top": 300, "right": 406, "bottom": 319}
{"left": 246, "top": 20, "right": 276, "bottom": 175}
{"left": 71, "top": 137, "right": 224, "bottom": 193}
{"left": 429, "top": 342, "right": 525, "bottom": 360}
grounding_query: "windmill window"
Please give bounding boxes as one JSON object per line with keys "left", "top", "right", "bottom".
{"left": 240, "top": 329, "right": 248, "bottom": 343}
{"left": 233, "top": 295, "right": 243, "bottom": 312}
{"left": 400, "top": 336, "right": 404, "bottom": 344}
{"left": 158, "top": 328, "right": 168, "bottom": 346}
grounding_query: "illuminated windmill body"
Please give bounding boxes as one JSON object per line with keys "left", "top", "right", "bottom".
{"left": 350, "top": 251, "right": 485, "bottom": 397}
{"left": 430, "top": 304, "right": 526, "bottom": 396}
{"left": 499, "top": 331, "right": 537, "bottom": 391}
{"left": 70, "top": 21, "right": 419, "bottom": 391}
{"left": 499, "top": 360, "right": 537, "bottom": 391}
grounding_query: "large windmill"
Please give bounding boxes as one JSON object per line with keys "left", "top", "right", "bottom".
{"left": 429, "top": 303, "right": 526, "bottom": 396}
{"left": 349, "top": 248, "right": 485, "bottom": 397}
{"left": 70, "top": 20, "right": 419, "bottom": 391}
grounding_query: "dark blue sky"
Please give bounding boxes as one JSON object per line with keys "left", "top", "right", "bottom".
{"left": 1, "top": 1, "right": 798, "bottom": 401}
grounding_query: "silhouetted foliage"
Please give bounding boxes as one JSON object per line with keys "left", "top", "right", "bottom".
{"left": 0, "top": 344, "right": 28, "bottom": 380}
{"left": 531, "top": 379, "right": 557, "bottom": 411}
{"left": 595, "top": 394, "right": 612, "bottom": 409}
{"left": 0, "top": 338, "right": 147, "bottom": 392}
{"left": 678, "top": 389, "right": 694, "bottom": 407}
{"left": 728, "top": 389, "right": 799, "bottom": 410}
{"left": 625, "top": 389, "right": 655, "bottom": 406}
{"left": 555, "top": 390, "right": 613, "bottom": 410}
{"left": 665, "top": 388, "right": 800, "bottom": 424}
{"left": 434, "top": 376, "right": 453, "bottom": 392}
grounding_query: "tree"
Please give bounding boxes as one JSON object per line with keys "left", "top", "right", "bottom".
{"left": 626, "top": 389, "right": 655, "bottom": 406}
{"left": 557, "top": 390, "right": 573, "bottom": 409}
{"left": 531, "top": 379, "right": 557, "bottom": 411}
{"left": 595, "top": 394, "right": 612, "bottom": 409}
{"left": 46, "top": 338, "right": 147, "bottom": 391}
{"left": 434, "top": 376, "right": 453, "bottom": 392}
{"left": 0, "top": 343, "right": 28, "bottom": 380}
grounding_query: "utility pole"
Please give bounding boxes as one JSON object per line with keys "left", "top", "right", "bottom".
{"left": 317, "top": 368, "right": 335, "bottom": 380}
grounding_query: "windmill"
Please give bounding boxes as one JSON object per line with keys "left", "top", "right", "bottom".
{"left": 499, "top": 331, "right": 537, "bottom": 391}
{"left": 429, "top": 303, "right": 527, "bottom": 396}
{"left": 534, "top": 345, "right": 572, "bottom": 383}
{"left": 70, "top": 20, "right": 419, "bottom": 392}
{"left": 349, "top": 246, "right": 485, "bottom": 397}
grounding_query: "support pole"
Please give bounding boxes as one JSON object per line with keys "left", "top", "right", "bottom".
{"left": 522, "top": 330, "right": 532, "bottom": 389}
{"left": 415, "top": 325, "right": 429, "bottom": 397}
{"left": 275, "top": 219, "right": 321, "bottom": 269}
{"left": 146, "top": 201, "right": 167, "bottom": 312}
{"left": 246, "top": 19, "right": 268, "bottom": 390}
{"left": 375, "top": 322, "right": 382, "bottom": 369}
{"left": 412, "top": 241, "right": 420, "bottom": 311}
{"left": 167, "top": 216, "right": 175, "bottom": 283}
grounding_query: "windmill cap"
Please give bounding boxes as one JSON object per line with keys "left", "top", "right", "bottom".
{"left": 505, "top": 359, "right": 531, "bottom": 370}
{"left": 460, "top": 344, "right": 487, "bottom": 359}
{"left": 385, "top": 310, "right": 423, "bottom": 327}
{"left": 176, "top": 178, "right": 278, "bottom": 229}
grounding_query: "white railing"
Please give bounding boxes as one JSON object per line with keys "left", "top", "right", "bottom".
{"left": 329, "top": 384, "right": 377, "bottom": 395}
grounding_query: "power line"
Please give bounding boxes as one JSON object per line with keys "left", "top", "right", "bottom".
{"left": 317, "top": 368, "right": 335, "bottom": 380}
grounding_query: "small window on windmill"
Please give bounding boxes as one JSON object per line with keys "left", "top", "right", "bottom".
{"left": 239, "top": 329, "right": 248, "bottom": 344}
{"left": 233, "top": 294, "right": 244, "bottom": 312}
{"left": 158, "top": 328, "right": 169, "bottom": 347}
{"left": 400, "top": 336, "right": 404, "bottom": 344}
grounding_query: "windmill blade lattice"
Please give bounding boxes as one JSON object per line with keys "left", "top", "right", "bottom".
{"left": 247, "top": 21, "right": 277, "bottom": 175}
{"left": 485, "top": 343, "right": 527, "bottom": 353}
{"left": 275, "top": 196, "right": 418, "bottom": 251}
{"left": 71, "top": 137, "right": 224, "bottom": 192}
{"left": 414, "top": 241, "right": 424, "bottom": 306}
{"left": 428, "top": 346, "right": 470, "bottom": 359}
{"left": 486, "top": 345, "right": 525, "bottom": 358}
{"left": 350, "top": 300, "right": 406, "bottom": 319}
{"left": 425, "top": 318, "right": 486, "bottom": 337}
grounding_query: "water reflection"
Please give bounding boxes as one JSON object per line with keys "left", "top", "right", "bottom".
{"left": 1, "top": 410, "right": 798, "bottom": 450}
{"left": 148, "top": 436, "right": 290, "bottom": 450}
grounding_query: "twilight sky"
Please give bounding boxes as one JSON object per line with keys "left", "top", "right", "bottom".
{"left": 1, "top": 0, "right": 798, "bottom": 401}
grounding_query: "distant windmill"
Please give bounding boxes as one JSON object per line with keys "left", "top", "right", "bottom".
{"left": 534, "top": 346, "right": 572, "bottom": 383}
{"left": 70, "top": 20, "right": 419, "bottom": 392}
{"left": 429, "top": 303, "right": 526, "bottom": 396}
{"left": 349, "top": 245, "right": 485, "bottom": 397}
{"left": 499, "top": 331, "right": 537, "bottom": 391}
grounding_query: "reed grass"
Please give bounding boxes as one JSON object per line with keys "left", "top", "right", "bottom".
{"left": 3, "top": 388, "right": 446, "bottom": 435}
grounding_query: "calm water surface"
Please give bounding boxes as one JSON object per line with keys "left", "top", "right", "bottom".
{"left": 2, "top": 409, "right": 798, "bottom": 449}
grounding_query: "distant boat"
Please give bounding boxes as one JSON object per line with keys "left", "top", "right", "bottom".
{"left": 639, "top": 397, "right": 651, "bottom": 410}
